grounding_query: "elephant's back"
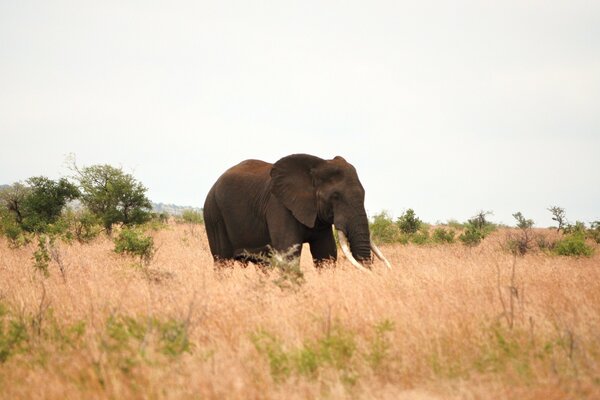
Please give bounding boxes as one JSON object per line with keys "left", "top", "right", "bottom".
{"left": 226, "top": 159, "right": 272, "bottom": 178}
{"left": 211, "top": 159, "right": 273, "bottom": 205}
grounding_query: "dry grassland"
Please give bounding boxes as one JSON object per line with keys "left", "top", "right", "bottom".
{"left": 0, "top": 224, "right": 599, "bottom": 399}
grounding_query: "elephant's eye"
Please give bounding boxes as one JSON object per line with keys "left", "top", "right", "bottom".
{"left": 331, "top": 192, "right": 341, "bottom": 201}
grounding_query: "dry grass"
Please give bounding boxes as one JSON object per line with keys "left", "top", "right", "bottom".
{"left": 1, "top": 224, "right": 599, "bottom": 399}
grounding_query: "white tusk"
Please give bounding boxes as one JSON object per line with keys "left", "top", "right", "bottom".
{"left": 371, "top": 240, "right": 392, "bottom": 269}
{"left": 337, "top": 230, "right": 371, "bottom": 272}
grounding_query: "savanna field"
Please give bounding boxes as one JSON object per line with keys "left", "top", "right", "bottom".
{"left": 1, "top": 223, "right": 599, "bottom": 400}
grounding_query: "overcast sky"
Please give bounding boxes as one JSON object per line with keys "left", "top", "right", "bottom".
{"left": 1, "top": 1, "right": 599, "bottom": 226}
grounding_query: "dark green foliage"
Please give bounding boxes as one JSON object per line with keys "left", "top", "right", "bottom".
{"left": 20, "top": 177, "right": 80, "bottom": 233}
{"left": 369, "top": 211, "right": 400, "bottom": 244}
{"left": 554, "top": 232, "right": 594, "bottom": 257}
{"left": 396, "top": 208, "right": 422, "bottom": 234}
{"left": 0, "top": 178, "right": 78, "bottom": 237}
{"left": 114, "top": 228, "right": 155, "bottom": 264}
{"left": 432, "top": 227, "right": 455, "bottom": 244}
{"left": 75, "top": 164, "right": 152, "bottom": 233}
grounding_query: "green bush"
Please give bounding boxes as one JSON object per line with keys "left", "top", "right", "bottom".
{"left": 181, "top": 209, "right": 203, "bottom": 224}
{"left": 114, "top": 228, "right": 155, "bottom": 264}
{"left": 397, "top": 209, "right": 422, "bottom": 234}
{"left": 369, "top": 212, "right": 400, "bottom": 244}
{"left": 432, "top": 227, "right": 455, "bottom": 244}
{"left": 554, "top": 232, "right": 594, "bottom": 257}
{"left": 69, "top": 209, "right": 103, "bottom": 242}
{"left": 459, "top": 226, "right": 484, "bottom": 247}
{"left": 459, "top": 211, "right": 495, "bottom": 247}
{"left": 410, "top": 229, "right": 430, "bottom": 245}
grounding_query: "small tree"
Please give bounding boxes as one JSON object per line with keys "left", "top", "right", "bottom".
{"left": 548, "top": 206, "right": 567, "bottom": 231}
{"left": 74, "top": 164, "right": 152, "bottom": 233}
{"left": 459, "top": 210, "right": 495, "bottom": 247}
{"left": 20, "top": 177, "right": 80, "bottom": 232}
{"left": 507, "top": 212, "right": 534, "bottom": 255}
{"left": 396, "top": 209, "right": 422, "bottom": 234}
{"left": 0, "top": 183, "right": 29, "bottom": 225}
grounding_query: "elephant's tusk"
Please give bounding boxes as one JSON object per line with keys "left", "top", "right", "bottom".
{"left": 337, "top": 230, "right": 371, "bottom": 272}
{"left": 371, "top": 241, "right": 392, "bottom": 269}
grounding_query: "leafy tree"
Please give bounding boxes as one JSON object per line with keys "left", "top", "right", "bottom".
{"left": 507, "top": 212, "right": 534, "bottom": 255}
{"left": 20, "top": 177, "right": 79, "bottom": 232}
{"left": 396, "top": 209, "right": 422, "bottom": 234}
{"left": 0, "top": 183, "right": 29, "bottom": 225}
{"left": 0, "top": 177, "right": 78, "bottom": 235}
{"left": 74, "top": 164, "right": 152, "bottom": 233}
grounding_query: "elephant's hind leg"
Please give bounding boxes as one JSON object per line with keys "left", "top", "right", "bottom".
{"left": 204, "top": 196, "right": 234, "bottom": 264}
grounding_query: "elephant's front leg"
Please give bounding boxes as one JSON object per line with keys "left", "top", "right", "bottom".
{"left": 266, "top": 202, "right": 304, "bottom": 261}
{"left": 309, "top": 228, "right": 337, "bottom": 268}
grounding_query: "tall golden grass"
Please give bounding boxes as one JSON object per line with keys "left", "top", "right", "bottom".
{"left": 0, "top": 224, "right": 599, "bottom": 399}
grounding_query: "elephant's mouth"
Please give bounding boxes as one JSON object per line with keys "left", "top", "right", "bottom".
{"left": 336, "top": 229, "right": 392, "bottom": 271}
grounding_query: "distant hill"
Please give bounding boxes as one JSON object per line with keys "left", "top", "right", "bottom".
{"left": 152, "top": 202, "right": 202, "bottom": 216}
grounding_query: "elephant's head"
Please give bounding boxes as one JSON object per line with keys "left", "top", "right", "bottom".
{"left": 270, "top": 154, "right": 390, "bottom": 270}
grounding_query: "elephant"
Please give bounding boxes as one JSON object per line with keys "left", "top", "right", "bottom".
{"left": 203, "top": 154, "right": 391, "bottom": 271}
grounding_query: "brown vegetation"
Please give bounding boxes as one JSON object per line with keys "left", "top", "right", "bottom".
{"left": 0, "top": 225, "right": 599, "bottom": 399}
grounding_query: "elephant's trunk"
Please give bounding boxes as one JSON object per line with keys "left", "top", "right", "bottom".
{"left": 336, "top": 213, "right": 372, "bottom": 271}
{"left": 336, "top": 213, "right": 393, "bottom": 271}
{"left": 337, "top": 231, "right": 370, "bottom": 272}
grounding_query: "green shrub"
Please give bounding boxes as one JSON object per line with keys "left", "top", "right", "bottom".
{"left": 114, "top": 228, "right": 155, "bottom": 264}
{"left": 369, "top": 211, "right": 400, "bottom": 244}
{"left": 432, "top": 227, "right": 455, "bottom": 244}
{"left": 181, "top": 209, "right": 203, "bottom": 224}
{"left": 459, "top": 225, "right": 484, "bottom": 247}
{"left": 397, "top": 209, "right": 422, "bottom": 234}
{"left": 459, "top": 211, "right": 495, "bottom": 247}
{"left": 410, "top": 229, "right": 430, "bottom": 245}
{"left": 554, "top": 232, "right": 594, "bottom": 257}
{"left": 32, "top": 235, "right": 52, "bottom": 276}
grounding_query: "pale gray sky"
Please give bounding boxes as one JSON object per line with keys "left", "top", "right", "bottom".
{"left": 1, "top": 1, "right": 599, "bottom": 226}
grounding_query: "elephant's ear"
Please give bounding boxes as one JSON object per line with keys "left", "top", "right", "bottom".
{"left": 270, "top": 154, "right": 324, "bottom": 228}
